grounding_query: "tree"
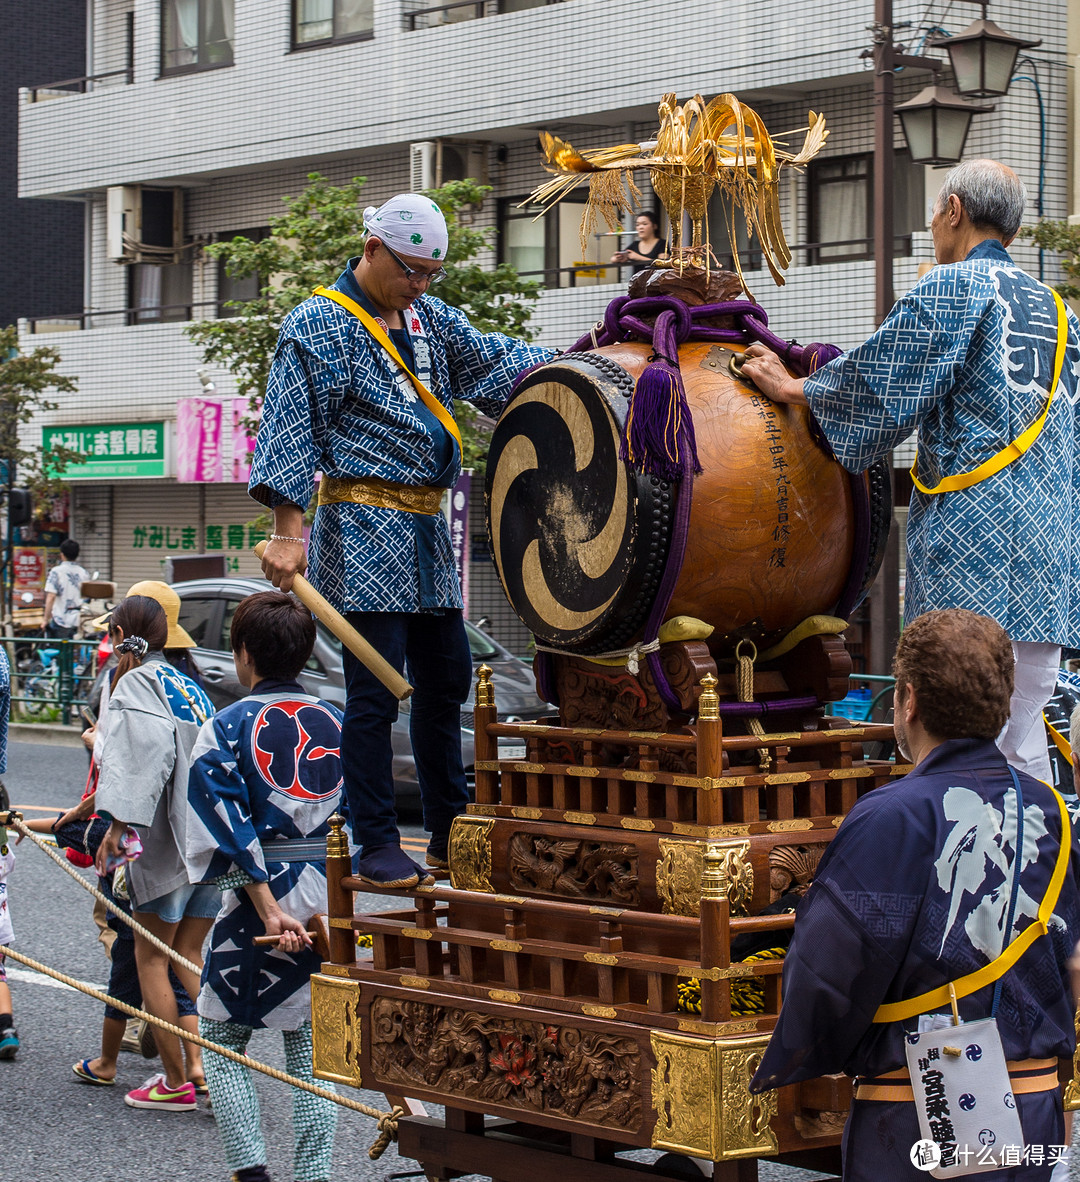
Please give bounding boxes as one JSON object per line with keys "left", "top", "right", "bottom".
{"left": 1020, "top": 220, "right": 1080, "bottom": 300}
{"left": 0, "top": 325, "right": 84, "bottom": 503}
{"left": 187, "top": 174, "right": 542, "bottom": 478}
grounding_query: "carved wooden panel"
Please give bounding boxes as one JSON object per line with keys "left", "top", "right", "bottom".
{"left": 508, "top": 832, "right": 639, "bottom": 906}
{"left": 368, "top": 996, "right": 643, "bottom": 1131}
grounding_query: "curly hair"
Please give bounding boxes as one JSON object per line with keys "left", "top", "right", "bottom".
{"left": 892, "top": 609, "right": 1013, "bottom": 740}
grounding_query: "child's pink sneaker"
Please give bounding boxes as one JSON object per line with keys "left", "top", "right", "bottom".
{"left": 124, "top": 1072, "right": 197, "bottom": 1111}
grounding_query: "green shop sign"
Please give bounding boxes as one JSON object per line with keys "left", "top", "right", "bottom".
{"left": 43, "top": 422, "right": 168, "bottom": 479}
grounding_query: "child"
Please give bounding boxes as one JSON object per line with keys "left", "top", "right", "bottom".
{"left": 182, "top": 590, "right": 347, "bottom": 1182}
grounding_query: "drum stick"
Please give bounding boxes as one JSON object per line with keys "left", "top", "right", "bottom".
{"left": 253, "top": 931, "right": 319, "bottom": 945}
{"left": 253, "top": 541, "right": 413, "bottom": 701}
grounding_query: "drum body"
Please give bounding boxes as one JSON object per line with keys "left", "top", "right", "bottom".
{"left": 487, "top": 341, "right": 859, "bottom": 656}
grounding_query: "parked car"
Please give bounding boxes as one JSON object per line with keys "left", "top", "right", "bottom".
{"left": 165, "top": 577, "right": 546, "bottom": 805}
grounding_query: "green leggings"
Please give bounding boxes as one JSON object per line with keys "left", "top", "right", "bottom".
{"left": 199, "top": 1016, "right": 337, "bottom": 1182}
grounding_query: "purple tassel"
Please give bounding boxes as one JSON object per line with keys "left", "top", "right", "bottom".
{"left": 620, "top": 310, "right": 701, "bottom": 481}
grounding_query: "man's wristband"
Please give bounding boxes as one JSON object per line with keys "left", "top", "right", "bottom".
{"left": 269, "top": 534, "right": 305, "bottom": 544}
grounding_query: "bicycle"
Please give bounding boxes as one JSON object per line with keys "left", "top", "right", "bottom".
{"left": 22, "top": 647, "right": 61, "bottom": 717}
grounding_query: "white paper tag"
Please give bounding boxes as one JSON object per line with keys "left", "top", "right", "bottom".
{"left": 905, "top": 1017, "right": 1024, "bottom": 1178}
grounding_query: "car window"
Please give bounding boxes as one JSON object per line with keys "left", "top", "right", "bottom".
{"left": 464, "top": 621, "right": 499, "bottom": 661}
{"left": 177, "top": 597, "right": 221, "bottom": 649}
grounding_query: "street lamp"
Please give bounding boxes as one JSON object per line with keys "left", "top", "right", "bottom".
{"left": 930, "top": 14, "right": 1040, "bottom": 99}
{"left": 895, "top": 85, "right": 994, "bottom": 166}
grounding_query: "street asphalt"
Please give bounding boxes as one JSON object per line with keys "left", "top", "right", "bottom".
{"left": 4, "top": 731, "right": 1021, "bottom": 1182}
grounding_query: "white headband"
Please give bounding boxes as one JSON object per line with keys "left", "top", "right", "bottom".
{"left": 363, "top": 193, "right": 448, "bottom": 261}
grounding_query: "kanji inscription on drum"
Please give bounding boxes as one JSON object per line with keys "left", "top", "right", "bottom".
{"left": 751, "top": 394, "right": 791, "bottom": 569}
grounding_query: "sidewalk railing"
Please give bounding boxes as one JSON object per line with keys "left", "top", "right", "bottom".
{"left": 5, "top": 636, "right": 98, "bottom": 724}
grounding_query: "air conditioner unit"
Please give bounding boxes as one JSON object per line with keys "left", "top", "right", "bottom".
{"left": 410, "top": 142, "right": 437, "bottom": 192}
{"left": 106, "top": 184, "right": 185, "bottom": 263}
{"left": 408, "top": 140, "right": 489, "bottom": 192}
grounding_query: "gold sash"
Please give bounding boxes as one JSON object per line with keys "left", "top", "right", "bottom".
{"left": 317, "top": 475, "right": 443, "bottom": 515}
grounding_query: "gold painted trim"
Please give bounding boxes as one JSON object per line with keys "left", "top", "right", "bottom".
{"left": 318, "top": 963, "right": 353, "bottom": 978}
{"left": 589, "top": 905, "right": 625, "bottom": 917}
{"left": 400, "top": 926, "right": 434, "bottom": 940}
{"left": 764, "top": 772, "right": 811, "bottom": 785}
{"left": 583, "top": 1004, "right": 618, "bottom": 1018}
{"left": 512, "top": 763, "right": 546, "bottom": 773}
{"left": 622, "top": 817, "right": 656, "bottom": 831}
{"left": 584, "top": 952, "right": 619, "bottom": 965}
{"left": 678, "top": 964, "right": 757, "bottom": 981}
{"left": 624, "top": 770, "right": 658, "bottom": 783}
{"left": 510, "top": 806, "right": 543, "bottom": 820}
{"left": 474, "top": 760, "right": 501, "bottom": 772}
{"left": 399, "top": 975, "right": 430, "bottom": 989}
{"left": 891, "top": 763, "right": 914, "bottom": 776}
{"left": 832, "top": 816, "right": 844, "bottom": 828}
{"left": 828, "top": 767, "right": 873, "bottom": 779}
{"left": 466, "top": 804, "right": 498, "bottom": 815}
{"left": 657, "top": 838, "right": 753, "bottom": 917}
{"left": 490, "top": 939, "right": 523, "bottom": 952}
{"left": 768, "top": 819, "right": 814, "bottom": 832}
{"left": 329, "top": 917, "right": 355, "bottom": 929}
{"left": 488, "top": 989, "right": 522, "bottom": 1004}
{"left": 566, "top": 766, "right": 601, "bottom": 777}
{"left": 563, "top": 811, "right": 597, "bottom": 825}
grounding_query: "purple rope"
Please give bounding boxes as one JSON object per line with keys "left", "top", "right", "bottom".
{"left": 718, "top": 694, "right": 819, "bottom": 718}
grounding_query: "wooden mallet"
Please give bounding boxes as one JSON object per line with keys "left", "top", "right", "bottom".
{"left": 254, "top": 540, "right": 412, "bottom": 701}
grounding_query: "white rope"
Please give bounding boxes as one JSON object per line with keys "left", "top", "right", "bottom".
{"left": 534, "top": 638, "right": 661, "bottom": 676}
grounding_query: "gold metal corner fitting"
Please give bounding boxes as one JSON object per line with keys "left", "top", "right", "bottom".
{"left": 655, "top": 838, "right": 753, "bottom": 918}
{"left": 310, "top": 974, "right": 364, "bottom": 1089}
{"left": 447, "top": 815, "right": 495, "bottom": 892}
{"left": 650, "top": 1030, "right": 777, "bottom": 1160}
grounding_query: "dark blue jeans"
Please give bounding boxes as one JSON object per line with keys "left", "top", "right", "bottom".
{"left": 342, "top": 609, "right": 472, "bottom": 851}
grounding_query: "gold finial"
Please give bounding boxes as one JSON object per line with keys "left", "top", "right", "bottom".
{"left": 701, "top": 842, "right": 727, "bottom": 900}
{"left": 476, "top": 664, "right": 494, "bottom": 708}
{"left": 698, "top": 673, "right": 719, "bottom": 721}
{"left": 326, "top": 813, "right": 349, "bottom": 859}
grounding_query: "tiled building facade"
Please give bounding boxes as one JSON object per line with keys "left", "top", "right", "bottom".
{"left": 13, "top": 0, "right": 1075, "bottom": 650}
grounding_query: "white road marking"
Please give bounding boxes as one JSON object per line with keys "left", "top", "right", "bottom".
{"left": 5, "top": 966, "right": 106, "bottom": 993}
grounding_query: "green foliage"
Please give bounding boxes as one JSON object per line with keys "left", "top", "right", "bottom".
{"left": 0, "top": 325, "right": 84, "bottom": 504}
{"left": 1020, "top": 220, "right": 1080, "bottom": 300}
{"left": 187, "top": 173, "right": 541, "bottom": 476}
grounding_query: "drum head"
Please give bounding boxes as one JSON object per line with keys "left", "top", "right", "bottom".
{"left": 486, "top": 353, "right": 676, "bottom": 653}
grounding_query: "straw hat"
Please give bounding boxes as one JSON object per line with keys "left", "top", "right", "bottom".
{"left": 92, "top": 580, "right": 196, "bottom": 648}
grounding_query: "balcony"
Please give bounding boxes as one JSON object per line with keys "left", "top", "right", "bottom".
{"left": 403, "top": 0, "right": 567, "bottom": 31}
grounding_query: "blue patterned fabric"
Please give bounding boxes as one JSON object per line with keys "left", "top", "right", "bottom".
{"left": 751, "top": 740, "right": 1080, "bottom": 1178}
{"left": 249, "top": 261, "right": 555, "bottom": 612}
{"left": 805, "top": 240, "right": 1080, "bottom": 646}
{"left": 182, "top": 680, "right": 347, "bottom": 1029}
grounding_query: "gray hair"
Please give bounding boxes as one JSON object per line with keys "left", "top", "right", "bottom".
{"left": 933, "top": 159, "right": 1027, "bottom": 239}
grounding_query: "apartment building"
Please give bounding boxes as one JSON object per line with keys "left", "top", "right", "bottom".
{"left": 14, "top": 0, "right": 1070, "bottom": 651}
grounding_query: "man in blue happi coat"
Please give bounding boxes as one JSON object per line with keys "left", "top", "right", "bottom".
{"left": 751, "top": 609, "right": 1080, "bottom": 1180}
{"left": 251, "top": 193, "right": 554, "bottom": 888}
{"left": 743, "top": 159, "right": 1080, "bottom": 783}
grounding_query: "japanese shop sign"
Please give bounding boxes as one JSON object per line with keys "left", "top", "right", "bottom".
{"left": 176, "top": 399, "right": 223, "bottom": 483}
{"left": 43, "top": 422, "right": 168, "bottom": 480}
{"left": 130, "top": 522, "right": 266, "bottom": 556}
{"left": 448, "top": 472, "right": 470, "bottom": 615}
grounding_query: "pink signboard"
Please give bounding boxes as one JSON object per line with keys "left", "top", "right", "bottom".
{"left": 176, "top": 398, "right": 223, "bottom": 483}
{"left": 232, "top": 397, "right": 256, "bottom": 483}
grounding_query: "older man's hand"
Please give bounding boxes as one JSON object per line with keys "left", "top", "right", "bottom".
{"left": 741, "top": 344, "right": 810, "bottom": 406}
{"left": 260, "top": 538, "right": 307, "bottom": 593}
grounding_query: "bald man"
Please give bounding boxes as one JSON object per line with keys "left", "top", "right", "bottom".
{"left": 250, "top": 193, "right": 554, "bottom": 888}
{"left": 743, "top": 159, "right": 1080, "bottom": 784}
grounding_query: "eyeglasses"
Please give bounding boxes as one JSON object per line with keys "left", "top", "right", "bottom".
{"left": 380, "top": 240, "right": 446, "bottom": 286}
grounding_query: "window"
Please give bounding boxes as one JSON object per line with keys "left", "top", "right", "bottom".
{"left": 216, "top": 227, "right": 268, "bottom": 317}
{"left": 807, "top": 150, "right": 922, "bottom": 265}
{"left": 498, "top": 194, "right": 612, "bottom": 289}
{"left": 293, "top": 0, "right": 373, "bottom": 47}
{"left": 407, "top": 0, "right": 566, "bottom": 29}
{"left": 129, "top": 260, "right": 193, "bottom": 324}
{"left": 162, "top": 0, "right": 234, "bottom": 74}
{"left": 176, "top": 597, "right": 221, "bottom": 648}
